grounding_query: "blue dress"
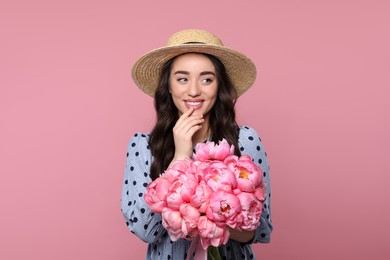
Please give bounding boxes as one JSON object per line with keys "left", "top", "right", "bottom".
{"left": 121, "top": 126, "right": 273, "bottom": 259}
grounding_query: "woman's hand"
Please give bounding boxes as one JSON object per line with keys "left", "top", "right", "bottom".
{"left": 171, "top": 108, "right": 204, "bottom": 164}
{"left": 228, "top": 227, "right": 255, "bottom": 243}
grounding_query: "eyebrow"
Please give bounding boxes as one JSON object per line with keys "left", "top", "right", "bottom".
{"left": 173, "top": 70, "right": 216, "bottom": 76}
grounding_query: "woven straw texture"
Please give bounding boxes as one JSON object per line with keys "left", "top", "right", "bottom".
{"left": 131, "top": 29, "right": 257, "bottom": 97}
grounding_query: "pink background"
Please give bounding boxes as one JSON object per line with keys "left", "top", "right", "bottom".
{"left": 1, "top": 0, "right": 389, "bottom": 259}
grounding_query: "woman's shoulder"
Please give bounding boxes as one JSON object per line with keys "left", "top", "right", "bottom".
{"left": 238, "top": 125, "right": 262, "bottom": 141}
{"left": 127, "top": 132, "right": 150, "bottom": 149}
{"left": 237, "top": 126, "right": 269, "bottom": 166}
{"left": 237, "top": 125, "right": 265, "bottom": 151}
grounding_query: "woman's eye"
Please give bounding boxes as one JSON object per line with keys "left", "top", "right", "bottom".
{"left": 201, "top": 78, "right": 213, "bottom": 84}
{"left": 177, "top": 78, "right": 187, "bottom": 83}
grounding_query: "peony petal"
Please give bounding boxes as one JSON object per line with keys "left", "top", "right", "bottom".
{"left": 162, "top": 208, "right": 184, "bottom": 241}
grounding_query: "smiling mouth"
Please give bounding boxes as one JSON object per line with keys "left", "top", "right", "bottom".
{"left": 186, "top": 101, "right": 202, "bottom": 106}
{"left": 184, "top": 100, "right": 203, "bottom": 109}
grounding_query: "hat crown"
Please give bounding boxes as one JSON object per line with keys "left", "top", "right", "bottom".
{"left": 132, "top": 29, "right": 256, "bottom": 97}
{"left": 166, "top": 29, "right": 223, "bottom": 47}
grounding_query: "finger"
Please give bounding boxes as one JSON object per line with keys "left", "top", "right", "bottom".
{"left": 185, "top": 116, "right": 204, "bottom": 129}
{"left": 175, "top": 108, "right": 203, "bottom": 125}
{"left": 174, "top": 112, "right": 203, "bottom": 131}
{"left": 174, "top": 122, "right": 203, "bottom": 145}
{"left": 174, "top": 116, "right": 204, "bottom": 134}
{"left": 180, "top": 108, "right": 195, "bottom": 120}
{"left": 185, "top": 123, "right": 203, "bottom": 137}
{"left": 173, "top": 119, "right": 204, "bottom": 144}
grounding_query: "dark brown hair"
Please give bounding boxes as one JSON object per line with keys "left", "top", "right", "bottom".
{"left": 148, "top": 53, "right": 241, "bottom": 180}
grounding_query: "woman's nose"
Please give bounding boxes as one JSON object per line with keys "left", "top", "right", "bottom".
{"left": 188, "top": 81, "right": 201, "bottom": 96}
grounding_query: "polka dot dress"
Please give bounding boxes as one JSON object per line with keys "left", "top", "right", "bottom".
{"left": 121, "top": 126, "right": 273, "bottom": 259}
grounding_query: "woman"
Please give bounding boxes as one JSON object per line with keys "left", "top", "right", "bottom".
{"left": 121, "top": 29, "right": 272, "bottom": 259}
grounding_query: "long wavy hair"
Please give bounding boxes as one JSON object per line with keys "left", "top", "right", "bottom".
{"left": 148, "top": 53, "right": 241, "bottom": 180}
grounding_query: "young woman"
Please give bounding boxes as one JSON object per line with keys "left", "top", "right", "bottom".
{"left": 121, "top": 29, "right": 272, "bottom": 259}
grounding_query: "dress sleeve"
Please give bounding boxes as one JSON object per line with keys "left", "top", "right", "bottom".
{"left": 238, "top": 126, "right": 273, "bottom": 243}
{"left": 121, "top": 133, "right": 167, "bottom": 244}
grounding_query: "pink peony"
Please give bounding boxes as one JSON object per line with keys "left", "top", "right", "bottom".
{"left": 170, "top": 158, "right": 192, "bottom": 171}
{"left": 189, "top": 160, "right": 211, "bottom": 182}
{"left": 254, "top": 187, "right": 266, "bottom": 202}
{"left": 144, "top": 176, "right": 171, "bottom": 213}
{"left": 180, "top": 203, "right": 200, "bottom": 238}
{"left": 166, "top": 183, "right": 185, "bottom": 211}
{"left": 193, "top": 141, "right": 215, "bottom": 161}
{"left": 198, "top": 216, "right": 230, "bottom": 249}
{"left": 177, "top": 171, "right": 199, "bottom": 202}
{"left": 194, "top": 139, "right": 234, "bottom": 161}
{"left": 235, "top": 192, "right": 263, "bottom": 231}
{"left": 206, "top": 190, "right": 242, "bottom": 228}
{"left": 161, "top": 207, "right": 184, "bottom": 241}
{"left": 225, "top": 155, "right": 263, "bottom": 192}
{"left": 190, "top": 180, "right": 212, "bottom": 213}
{"left": 144, "top": 139, "right": 266, "bottom": 251}
{"left": 204, "top": 161, "right": 237, "bottom": 192}
{"left": 166, "top": 171, "right": 198, "bottom": 210}
{"left": 163, "top": 159, "right": 190, "bottom": 182}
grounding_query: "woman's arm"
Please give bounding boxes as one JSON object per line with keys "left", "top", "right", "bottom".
{"left": 121, "top": 133, "right": 167, "bottom": 244}
{"left": 236, "top": 126, "right": 273, "bottom": 244}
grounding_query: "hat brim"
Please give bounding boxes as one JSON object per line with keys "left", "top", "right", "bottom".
{"left": 131, "top": 44, "right": 257, "bottom": 97}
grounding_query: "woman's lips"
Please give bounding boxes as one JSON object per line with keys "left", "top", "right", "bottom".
{"left": 184, "top": 100, "right": 203, "bottom": 110}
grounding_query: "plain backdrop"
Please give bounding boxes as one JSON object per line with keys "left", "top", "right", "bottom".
{"left": 1, "top": 0, "right": 389, "bottom": 259}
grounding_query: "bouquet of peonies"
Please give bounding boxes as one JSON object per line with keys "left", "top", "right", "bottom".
{"left": 144, "top": 139, "right": 265, "bottom": 259}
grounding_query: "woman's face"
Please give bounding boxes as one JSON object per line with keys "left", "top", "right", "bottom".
{"left": 169, "top": 53, "right": 218, "bottom": 119}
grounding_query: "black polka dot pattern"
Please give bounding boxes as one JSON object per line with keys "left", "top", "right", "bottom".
{"left": 120, "top": 126, "right": 272, "bottom": 259}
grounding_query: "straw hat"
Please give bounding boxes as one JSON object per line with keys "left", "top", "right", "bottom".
{"left": 131, "top": 29, "right": 257, "bottom": 97}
